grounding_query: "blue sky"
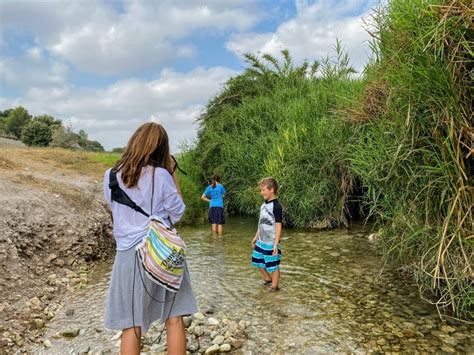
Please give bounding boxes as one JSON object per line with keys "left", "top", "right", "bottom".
{"left": 0, "top": 0, "right": 377, "bottom": 150}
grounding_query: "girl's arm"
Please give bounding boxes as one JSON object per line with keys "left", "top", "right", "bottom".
{"left": 201, "top": 194, "right": 210, "bottom": 203}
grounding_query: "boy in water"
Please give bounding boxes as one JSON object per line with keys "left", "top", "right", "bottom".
{"left": 251, "top": 177, "right": 282, "bottom": 292}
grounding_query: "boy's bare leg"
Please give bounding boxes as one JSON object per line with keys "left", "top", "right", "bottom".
{"left": 258, "top": 268, "right": 272, "bottom": 282}
{"left": 166, "top": 316, "right": 186, "bottom": 355}
{"left": 121, "top": 327, "right": 141, "bottom": 355}
{"left": 271, "top": 270, "right": 280, "bottom": 289}
{"left": 217, "top": 224, "right": 223, "bottom": 236}
{"left": 211, "top": 224, "right": 217, "bottom": 235}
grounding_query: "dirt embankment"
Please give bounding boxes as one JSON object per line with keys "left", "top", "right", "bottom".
{"left": 0, "top": 147, "right": 114, "bottom": 351}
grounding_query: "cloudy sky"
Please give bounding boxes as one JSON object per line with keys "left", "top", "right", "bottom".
{"left": 0, "top": 0, "right": 378, "bottom": 151}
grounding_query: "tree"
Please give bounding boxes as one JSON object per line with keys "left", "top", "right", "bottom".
{"left": 5, "top": 106, "right": 32, "bottom": 138}
{"left": 20, "top": 115, "right": 63, "bottom": 146}
{"left": 21, "top": 121, "right": 52, "bottom": 146}
{"left": 85, "top": 140, "right": 105, "bottom": 152}
{"left": 34, "top": 114, "right": 62, "bottom": 128}
{"left": 50, "top": 125, "right": 79, "bottom": 149}
{"left": 76, "top": 129, "right": 88, "bottom": 148}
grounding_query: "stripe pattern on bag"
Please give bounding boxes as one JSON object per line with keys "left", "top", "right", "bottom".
{"left": 136, "top": 217, "right": 186, "bottom": 292}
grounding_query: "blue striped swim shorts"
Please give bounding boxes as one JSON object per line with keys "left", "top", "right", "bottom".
{"left": 251, "top": 239, "right": 281, "bottom": 272}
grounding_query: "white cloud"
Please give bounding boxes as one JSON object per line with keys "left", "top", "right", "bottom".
{"left": 1, "top": 66, "right": 238, "bottom": 151}
{"left": 0, "top": 50, "right": 69, "bottom": 91}
{"left": 226, "top": 0, "right": 378, "bottom": 73}
{"left": 1, "top": 0, "right": 260, "bottom": 75}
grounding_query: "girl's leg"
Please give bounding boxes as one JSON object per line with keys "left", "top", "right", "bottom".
{"left": 121, "top": 327, "right": 141, "bottom": 355}
{"left": 258, "top": 268, "right": 272, "bottom": 282}
{"left": 211, "top": 224, "right": 217, "bottom": 234}
{"left": 166, "top": 316, "right": 186, "bottom": 355}
{"left": 217, "top": 224, "right": 223, "bottom": 235}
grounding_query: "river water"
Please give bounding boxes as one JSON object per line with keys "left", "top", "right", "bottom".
{"left": 31, "top": 217, "right": 473, "bottom": 354}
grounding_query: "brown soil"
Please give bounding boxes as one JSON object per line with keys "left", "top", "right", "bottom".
{"left": 0, "top": 146, "right": 114, "bottom": 351}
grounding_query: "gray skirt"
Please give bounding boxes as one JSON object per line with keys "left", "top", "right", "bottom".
{"left": 104, "top": 246, "right": 198, "bottom": 333}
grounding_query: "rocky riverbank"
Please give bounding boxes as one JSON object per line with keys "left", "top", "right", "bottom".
{"left": 87, "top": 312, "right": 250, "bottom": 354}
{"left": 0, "top": 148, "right": 114, "bottom": 352}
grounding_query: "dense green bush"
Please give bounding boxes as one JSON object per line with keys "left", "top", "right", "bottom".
{"left": 347, "top": 0, "right": 472, "bottom": 319}
{"left": 195, "top": 45, "right": 364, "bottom": 228}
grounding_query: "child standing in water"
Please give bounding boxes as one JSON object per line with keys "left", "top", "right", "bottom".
{"left": 201, "top": 175, "right": 226, "bottom": 236}
{"left": 103, "top": 123, "right": 197, "bottom": 355}
{"left": 251, "top": 177, "right": 282, "bottom": 292}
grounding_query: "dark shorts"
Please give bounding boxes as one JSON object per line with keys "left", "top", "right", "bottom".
{"left": 208, "top": 207, "right": 225, "bottom": 225}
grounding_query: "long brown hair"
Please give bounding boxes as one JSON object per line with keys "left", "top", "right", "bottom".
{"left": 113, "top": 122, "right": 170, "bottom": 188}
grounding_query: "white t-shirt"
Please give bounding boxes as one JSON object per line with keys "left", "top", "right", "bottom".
{"left": 103, "top": 165, "right": 185, "bottom": 250}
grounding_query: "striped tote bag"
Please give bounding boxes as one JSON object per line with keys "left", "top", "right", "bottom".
{"left": 136, "top": 216, "right": 186, "bottom": 292}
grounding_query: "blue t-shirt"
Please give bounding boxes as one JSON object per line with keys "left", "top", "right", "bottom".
{"left": 203, "top": 184, "right": 226, "bottom": 208}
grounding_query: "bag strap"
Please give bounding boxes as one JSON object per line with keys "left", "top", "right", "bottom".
{"left": 109, "top": 169, "right": 150, "bottom": 218}
{"left": 150, "top": 167, "right": 155, "bottom": 216}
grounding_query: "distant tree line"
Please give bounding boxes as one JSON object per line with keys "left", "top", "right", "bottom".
{"left": 0, "top": 106, "right": 104, "bottom": 151}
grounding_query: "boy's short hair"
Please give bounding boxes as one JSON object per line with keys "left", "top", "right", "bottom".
{"left": 259, "top": 177, "right": 278, "bottom": 194}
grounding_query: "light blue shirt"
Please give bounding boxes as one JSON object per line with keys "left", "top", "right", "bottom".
{"left": 203, "top": 184, "right": 226, "bottom": 208}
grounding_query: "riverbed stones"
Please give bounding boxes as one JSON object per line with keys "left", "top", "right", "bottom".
{"left": 183, "top": 316, "right": 192, "bottom": 328}
{"left": 212, "top": 335, "right": 224, "bottom": 345}
{"left": 61, "top": 328, "right": 80, "bottom": 338}
{"left": 33, "top": 319, "right": 45, "bottom": 329}
{"left": 43, "top": 339, "right": 52, "bottom": 348}
{"left": 110, "top": 331, "right": 122, "bottom": 341}
{"left": 219, "top": 343, "right": 231, "bottom": 352}
{"left": 187, "top": 335, "right": 199, "bottom": 352}
{"left": 208, "top": 317, "right": 219, "bottom": 326}
{"left": 45, "top": 253, "right": 58, "bottom": 264}
{"left": 194, "top": 312, "right": 206, "bottom": 321}
{"left": 205, "top": 344, "right": 220, "bottom": 354}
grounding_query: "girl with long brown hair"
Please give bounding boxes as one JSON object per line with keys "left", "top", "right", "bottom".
{"left": 103, "top": 122, "right": 197, "bottom": 354}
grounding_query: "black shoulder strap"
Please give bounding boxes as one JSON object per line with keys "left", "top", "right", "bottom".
{"left": 109, "top": 169, "right": 149, "bottom": 218}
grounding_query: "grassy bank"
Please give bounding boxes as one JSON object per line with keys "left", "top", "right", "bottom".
{"left": 192, "top": 0, "right": 472, "bottom": 319}
{"left": 348, "top": 0, "right": 472, "bottom": 319}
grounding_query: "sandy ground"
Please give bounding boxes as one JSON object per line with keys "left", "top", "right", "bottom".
{"left": 0, "top": 146, "right": 114, "bottom": 352}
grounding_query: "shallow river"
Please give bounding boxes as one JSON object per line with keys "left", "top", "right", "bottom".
{"left": 31, "top": 218, "right": 473, "bottom": 353}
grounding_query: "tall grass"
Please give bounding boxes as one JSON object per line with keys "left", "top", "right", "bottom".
{"left": 195, "top": 44, "right": 364, "bottom": 228}
{"left": 348, "top": 0, "right": 472, "bottom": 319}
{"left": 193, "top": 0, "right": 472, "bottom": 319}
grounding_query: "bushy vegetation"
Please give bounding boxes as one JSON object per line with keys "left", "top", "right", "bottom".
{"left": 192, "top": 0, "right": 472, "bottom": 319}
{"left": 175, "top": 148, "right": 208, "bottom": 225}
{"left": 195, "top": 44, "right": 364, "bottom": 228}
{"left": 348, "top": 0, "right": 472, "bottom": 319}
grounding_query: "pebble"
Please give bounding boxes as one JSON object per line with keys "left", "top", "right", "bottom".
{"left": 61, "top": 328, "right": 80, "bottom": 338}
{"left": 205, "top": 344, "right": 220, "bottom": 354}
{"left": 111, "top": 331, "right": 122, "bottom": 341}
{"left": 208, "top": 317, "right": 219, "bottom": 326}
{"left": 212, "top": 335, "right": 224, "bottom": 345}
{"left": 43, "top": 340, "right": 52, "bottom": 348}
{"left": 219, "top": 343, "right": 232, "bottom": 352}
